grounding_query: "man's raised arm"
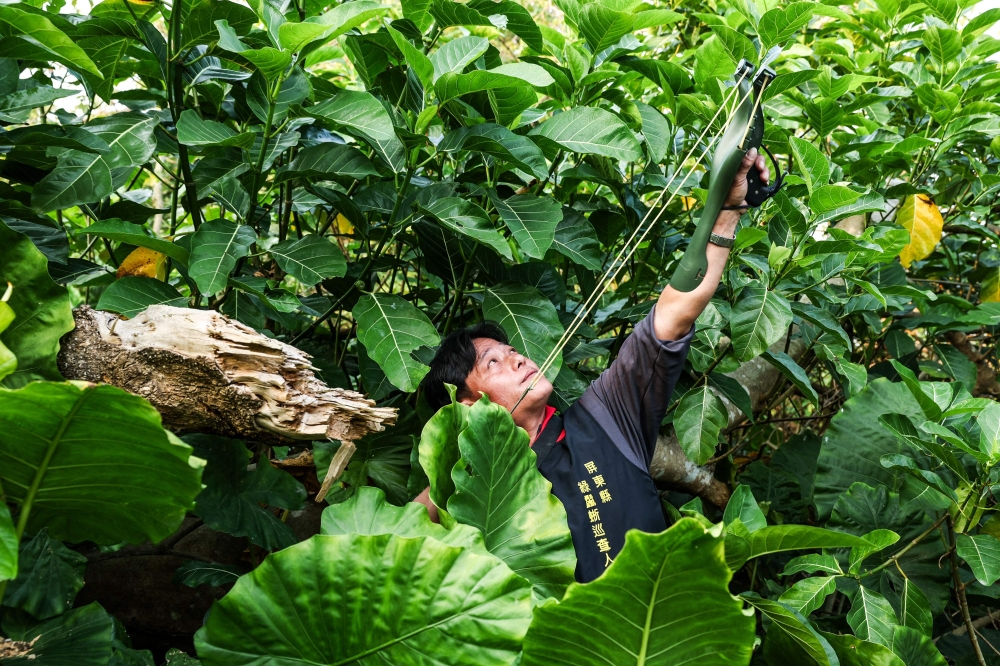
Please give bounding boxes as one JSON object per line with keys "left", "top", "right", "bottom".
{"left": 654, "top": 148, "right": 770, "bottom": 341}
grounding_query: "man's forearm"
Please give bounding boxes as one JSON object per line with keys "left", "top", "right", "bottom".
{"left": 653, "top": 210, "right": 740, "bottom": 341}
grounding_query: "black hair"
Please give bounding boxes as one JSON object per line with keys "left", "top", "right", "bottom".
{"left": 423, "top": 321, "right": 508, "bottom": 412}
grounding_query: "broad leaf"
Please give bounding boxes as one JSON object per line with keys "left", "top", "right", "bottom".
{"left": 0, "top": 6, "right": 101, "bottom": 78}
{"left": 726, "top": 524, "right": 871, "bottom": 570}
{"left": 32, "top": 113, "right": 158, "bottom": 212}
{"left": 175, "top": 110, "right": 254, "bottom": 148}
{"left": 763, "top": 349, "right": 819, "bottom": 405}
{"left": 83, "top": 219, "right": 190, "bottom": 265}
{"left": 1, "top": 602, "right": 114, "bottom": 666}
{"left": 488, "top": 191, "right": 562, "bottom": 259}
{"left": 730, "top": 287, "right": 793, "bottom": 362}
{"left": 521, "top": 519, "right": 755, "bottom": 666}
{"left": 438, "top": 123, "right": 548, "bottom": 180}
{"left": 320, "top": 486, "right": 487, "bottom": 552}
{"left": 173, "top": 561, "right": 241, "bottom": 588}
{"left": 0, "top": 221, "right": 74, "bottom": 388}
{"left": 789, "top": 135, "right": 830, "bottom": 194}
{"left": 353, "top": 293, "right": 440, "bottom": 392}
{"left": 0, "top": 504, "right": 15, "bottom": 584}
{"left": 896, "top": 195, "right": 943, "bottom": 268}
{"left": 957, "top": 533, "right": 1000, "bottom": 585}
{"left": 270, "top": 235, "right": 347, "bottom": 286}
{"left": 551, "top": 210, "right": 603, "bottom": 270}
{"left": 745, "top": 594, "right": 839, "bottom": 666}
{"left": 779, "top": 576, "right": 837, "bottom": 616}
{"left": 448, "top": 397, "right": 575, "bottom": 598}
{"left": 194, "top": 534, "right": 532, "bottom": 666}
{"left": 421, "top": 197, "right": 513, "bottom": 260}
{"left": 310, "top": 89, "right": 406, "bottom": 172}
{"left": 187, "top": 221, "right": 256, "bottom": 295}
{"left": 483, "top": 282, "right": 564, "bottom": 381}
{"left": 417, "top": 397, "right": 469, "bottom": 528}
{"left": 758, "top": 2, "right": 814, "bottom": 52}
{"left": 273, "top": 143, "right": 379, "bottom": 183}
{"left": 188, "top": 434, "right": 305, "bottom": 551}
{"left": 888, "top": 626, "right": 947, "bottom": 666}
{"left": 96, "top": 277, "right": 187, "bottom": 319}
{"left": 782, "top": 554, "right": 843, "bottom": 576}
{"left": 2, "top": 529, "right": 86, "bottom": 620}
{"left": 823, "top": 632, "right": 905, "bottom": 666}
{"left": 847, "top": 586, "right": 899, "bottom": 648}
{"left": 529, "top": 107, "right": 642, "bottom": 162}
{"left": 429, "top": 34, "right": 489, "bottom": 81}
{"left": 0, "top": 383, "right": 203, "bottom": 545}
{"left": 724, "top": 484, "right": 767, "bottom": 532}
{"left": 674, "top": 385, "right": 728, "bottom": 465}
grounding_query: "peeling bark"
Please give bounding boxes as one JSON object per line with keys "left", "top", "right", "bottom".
{"left": 58, "top": 305, "right": 397, "bottom": 444}
{"left": 651, "top": 336, "right": 807, "bottom": 508}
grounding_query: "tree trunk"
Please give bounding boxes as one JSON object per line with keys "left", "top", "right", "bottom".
{"left": 58, "top": 305, "right": 397, "bottom": 443}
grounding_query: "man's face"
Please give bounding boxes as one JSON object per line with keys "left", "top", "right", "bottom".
{"left": 461, "top": 337, "right": 553, "bottom": 413}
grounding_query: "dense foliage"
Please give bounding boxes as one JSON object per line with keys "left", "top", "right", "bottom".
{"left": 2, "top": 0, "right": 1000, "bottom": 662}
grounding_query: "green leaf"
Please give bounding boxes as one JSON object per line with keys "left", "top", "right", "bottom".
{"left": 483, "top": 282, "right": 565, "bottom": 381}
{"left": 320, "top": 486, "right": 487, "bottom": 552}
{"left": 469, "top": 0, "right": 545, "bottom": 51}
{"left": 552, "top": 211, "right": 602, "bottom": 270}
{"left": 429, "top": 0, "right": 494, "bottom": 28}
{"left": 0, "top": 6, "right": 102, "bottom": 78}
{"left": 176, "top": 110, "right": 254, "bottom": 149}
{"left": 275, "top": 143, "right": 379, "bottom": 183}
{"left": 781, "top": 554, "right": 843, "bottom": 576}
{"left": 2, "top": 529, "right": 87, "bottom": 619}
{"left": 726, "top": 524, "right": 871, "bottom": 570}
{"left": 421, "top": 197, "right": 513, "bottom": 260}
{"left": 310, "top": 89, "right": 406, "bottom": 172}
{"left": 429, "top": 34, "right": 489, "bottom": 81}
{"left": 898, "top": 578, "right": 933, "bottom": 638}
{"left": 924, "top": 26, "right": 961, "bottom": 68}
{"left": 730, "top": 287, "right": 793, "bottom": 362}
{"left": 83, "top": 219, "right": 190, "bottom": 265}
{"left": 194, "top": 534, "right": 532, "bottom": 666}
{"left": 849, "top": 529, "right": 900, "bottom": 573}
{"left": 521, "top": 519, "right": 755, "bottom": 666}
{"left": 822, "top": 632, "right": 905, "bottom": 666}
{"left": 173, "top": 560, "right": 241, "bottom": 588}
{"left": 579, "top": 3, "right": 634, "bottom": 52}
{"left": 636, "top": 102, "right": 669, "bottom": 162}
{"left": 353, "top": 293, "right": 441, "bottom": 392}
{"left": 0, "top": 383, "right": 203, "bottom": 545}
{"left": 417, "top": 395, "right": 468, "bottom": 527}
{"left": 279, "top": 1, "right": 388, "bottom": 52}
{"left": 448, "top": 397, "right": 575, "bottom": 597}
{"left": 434, "top": 69, "right": 536, "bottom": 102}
{"left": 188, "top": 434, "right": 305, "bottom": 550}
{"left": 674, "top": 385, "right": 728, "bottom": 465}
{"left": 935, "top": 344, "right": 977, "bottom": 393}
{"left": 789, "top": 136, "right": 830, "bottom": 194}
{"left": 1, "top": 602, "right": 115, "bottom": 666}
{"left": 0, "top": 504, "right": 15, "bottom": 583}
{"left": 181, "top": 0, "right": 257, "bottom": 52}
{"left": 529, "top": 107, "right": 642, "bottom": 162}
{"left": 813, "top": 193, "right": 886, "bottom": 225}
{"left": 708, "top": 372, "right": 754, "bottom": 421}
{"left": 270, "top": 235, "right": 347, "bottom": 286}
{"left": 488, "top": 192, "right": 562, "bottom": 259}
{"left": 387, "top": 26, "right": 433, "bottom": 89}
{"left": 847, "top": 586, "right": 899, "bottom": 648}
{"left": 978, "top": 401, "right": 1000, "bottom": 461}
{"left": 187, "top": 221, "right": 256, "bottom": 295}
{"left": 724, "top": 484, "right": 767, "bottom": 532}
{"left": 744, "top": 594, "right": 839, "bottom": 666}
{"left": 957, "top": 534, "right": 1000, "bottom": 585}
{"left": 437, "top": 123, "right": 548, "bottom": 180}
{"left": 762, "top": 349, "right": 819, "bottom": 405}
{"left": 32, "top": 113, "right": 158, "bottom": 212}
{"left": 810, "top": 185, "right": 862, "bottom": 214}
{"left": 0, "top": 86, "right": 75, "bottom": 123}
{"left": 888, "top": 626, "right": 947, "bottom": 666}
{"left": 0, "top": 221, "right": 74, "bottom": 388}
{"left": 96, "top": 277, "right": 187, "bottom": 319}
{"left": 402, "top": 0, "right": 433, "bottom": 30}
{"left": 791, "top": 301, "right": 851, "bottom": 350}
{"left": 710, "top": 24, "right": 757, "bottom": 64}
{"left": 758, "top": 1, "right": 814, "bottom": 52}
{"left": 888, "top": 360, "right": 943, "bottom": 421}
{"left": 779, "top": 576, "right": 837, "bottom": 616}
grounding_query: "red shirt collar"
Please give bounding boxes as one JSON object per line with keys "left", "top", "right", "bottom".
{"left": 532, "top": 405, "right": 565, "bottom": 446}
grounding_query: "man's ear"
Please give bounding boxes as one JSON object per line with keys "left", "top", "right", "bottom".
{"left": 458, "top": 390, "right": 487, "bottom": 406}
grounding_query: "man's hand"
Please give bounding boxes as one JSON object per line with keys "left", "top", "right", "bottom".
{"left": 723, "top": 148, "right": 771, "bottom": 210}
{"left": 653, "top": 148, "right": 770, "bottom": 341}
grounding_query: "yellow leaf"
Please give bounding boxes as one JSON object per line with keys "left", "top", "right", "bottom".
{"left": 983, "top": 267, "right": 1000, "bottom": 303}
{"left": 896, "top": 194, "right": 943, "bottom": 268}
{"left": 335, "top": 213, "right": 353, "bottom": 235}
{"left": 681, "top": 196, "right": 698, "bottom": 211}
{"left": 117, "top": 247, "right": 167, "bottom": 280}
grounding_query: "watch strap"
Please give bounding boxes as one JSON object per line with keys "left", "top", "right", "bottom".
{"left": 709, "top": 232, "right": 735, "bottom": 249}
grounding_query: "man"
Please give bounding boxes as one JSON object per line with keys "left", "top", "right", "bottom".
{"left": 416, "top": 149, "right": 769, "bottom": 582}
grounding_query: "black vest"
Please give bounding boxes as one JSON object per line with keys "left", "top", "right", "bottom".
{"left": 534, "top": 403, "right": 667, "bottom": 583}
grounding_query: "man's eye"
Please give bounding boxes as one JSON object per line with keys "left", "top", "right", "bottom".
{"left": 488, "top": 359, "right": 496, "bottom": 367}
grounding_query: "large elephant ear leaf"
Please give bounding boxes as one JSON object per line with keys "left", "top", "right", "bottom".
{"left": 483, "top": 282, "right": 564, "bottom": 381}
{"left": 3, "top": 528, "right": 87, "bottom": 620}
{"left": 0, "top": 383, "right": 204, "bottom": 545}
{"left": 448, "top": 396, "right": 576, "bottom": 598}
{"left": 353, "top": 293, "right": 441, "bottom": 392}
{"left": 1, "top": 602, "right": 115, "bottom": 666}
{"left": 0, "top": 221, "right": 74, "bottom": 389}
{"left": 321, "top": 485, "right": 487, "bottom": 553}
{"left": 194, "top": 534, "right": 533, "bottom": 666}
{"left": 521, "top": 519, "right": 755, "bottom": 665}
{"left": 417, "top": 393, "right": 469, "bottom": 528}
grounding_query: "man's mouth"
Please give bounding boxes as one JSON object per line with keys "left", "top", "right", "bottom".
{"left": 522, "top": 368, "right": 537, "bottom": 384}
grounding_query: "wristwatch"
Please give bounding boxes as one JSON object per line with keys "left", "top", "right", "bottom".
{"left": 709, "top": 232, "right": 735, "bottom": 249}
